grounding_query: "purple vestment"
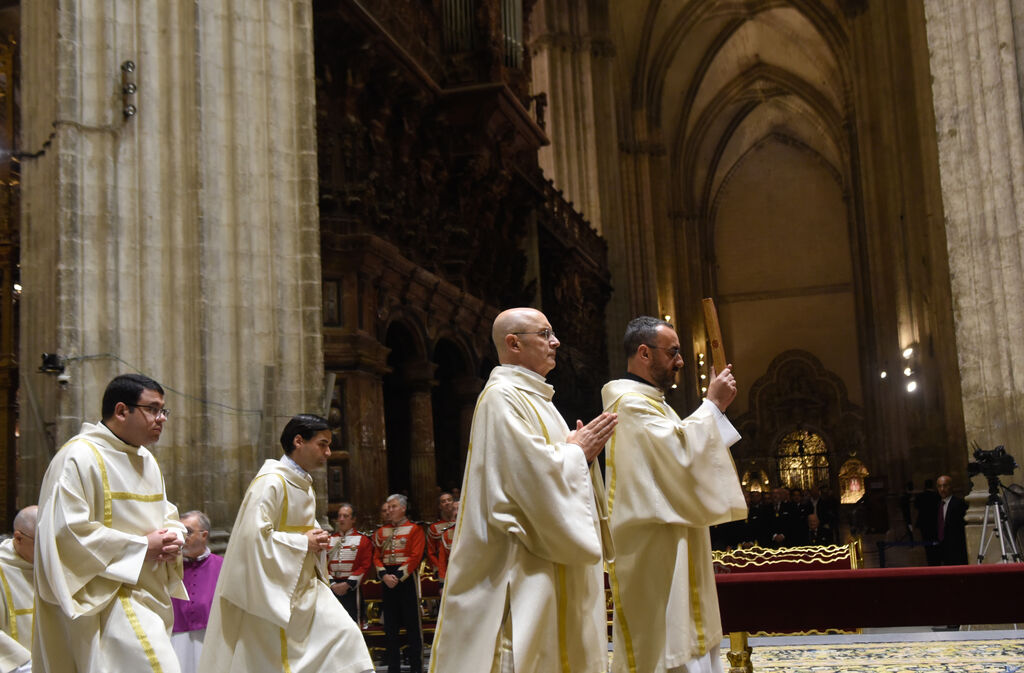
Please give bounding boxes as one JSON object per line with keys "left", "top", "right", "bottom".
{"left": 172, "top": 551, "right": 224, "bottom": 632}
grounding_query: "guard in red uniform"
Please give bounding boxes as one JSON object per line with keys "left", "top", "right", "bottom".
{"left": 437, "top": 500, "right": 459, "bottom": 579}
{"left": 425, "top": 492, "right": 455, "bottom": 579}
{"left": 328, "top": 503, "right": 373, "bottom": 623}
{"left": 373, "top": 494, "right": 426, "bottom": 673}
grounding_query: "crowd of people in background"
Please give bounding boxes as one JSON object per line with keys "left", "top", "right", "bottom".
{"left": 710, "top": 475, "right": 970, "bottom": 568}
{"left": 711, "top": 484, "right": 841, "bottom": 550}
{"left": 323, "top": 490, "right": 458, "bottom": 673}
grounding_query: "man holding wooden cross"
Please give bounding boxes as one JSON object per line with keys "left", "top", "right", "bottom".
{"left": 602, "top": 314, "right": 746, "bottom": 673}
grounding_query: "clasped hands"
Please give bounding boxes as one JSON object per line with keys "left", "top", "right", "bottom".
{"left": 145, "top": 528, "right": 184, "bottom": 563}
{"left": 566, "top": 411, "right": 618, "bottom": 463}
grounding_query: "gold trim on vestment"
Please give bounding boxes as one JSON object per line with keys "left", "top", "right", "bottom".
{"left": 555, "top": 564, "right": 571, "bottom": 673}
{"left": 252, "top": 473, "right": 314, "bottom": 534}
{"left": 0, "top": 562, "right": 24, "bottom": 642}
{"left": 523, "top": 393, "right": 577, "bottom": 672}
{"left": 688, "top": 551, "right": 706, "bottom": 655}
{"left": 280, "top": 627, "right": 293, "bottom": 673}
{"left": 605, "top": 391, "right": 666, "bottom": 673}
{"left": 607, "top": 561, "right": 637, "bottom": 673}
{"left": 117, "top": 586, "right": 164, "bottom": 673}
{"left": 84, "top": 441, "right": 165, "bottom": 527}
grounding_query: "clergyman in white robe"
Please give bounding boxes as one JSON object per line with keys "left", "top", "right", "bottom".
{"left": 429, "top": 364, "right": 613, "bottom": 673}
{"left": 602, "top": 316, "right": 745, "bottom": 673}
{"left": 198, "top": 457, "right": 373, "bottom": 673}
{"left": 0, "top": 534, "right": 34, "bottom": 673}
{"left": 430, "top": 307, "right": 618, "bottom": 673}
{"left": 33, "top": 421, "right": 188, "bottom": 673}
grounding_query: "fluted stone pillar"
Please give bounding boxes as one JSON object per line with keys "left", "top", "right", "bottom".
{"left": 19, "top": 0, "right": 323, "bottom": 527}
{"left": 923, "top": 0, "right": 1024, "bottom": 557}
{"left": 530, "top": 0, "right": 641, "bottom": 373}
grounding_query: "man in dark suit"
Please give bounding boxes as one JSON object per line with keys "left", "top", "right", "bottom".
{"left": 935, "top": 474, "right": 969, "bottom": 565}
{"left": 806, "top": 513, "right": 835, "bottom": 545}
{"left": 762, "top": 487, "right": 803, "bottom": 547}
{"left": 915, "top": 479, "right": 942, "bottom": 565}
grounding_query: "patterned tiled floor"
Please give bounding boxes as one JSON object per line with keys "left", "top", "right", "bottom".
{"left": 741, "top": 638, "right": 1024, "bottom": 672}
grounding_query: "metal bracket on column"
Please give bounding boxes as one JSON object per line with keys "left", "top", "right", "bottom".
{"left": 121, "top": 60, "right": 137, "bottom": 119}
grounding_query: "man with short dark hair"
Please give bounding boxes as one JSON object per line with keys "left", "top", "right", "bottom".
{"left": 327, "top": 503, "right": 372, "bottom": 622}
{"left": 171, "top": 510, "right": 223, "bottom": 673}
{"left": 426, "top": 492, "right": 455, "bottom": 579}
{"left": 1, "top": 506, "right": 36, "bottom": 673}
{"left": 199, "top": 414, "right": 373, "bottom": 673}
{"left": 603, "top": 316, "right": 746, "bottom": 673}
{"left": 33, "top": 373, "right": 188, "bottom": 673}
{"left": 373, "top": 493, "right": 425, "bottom": 673}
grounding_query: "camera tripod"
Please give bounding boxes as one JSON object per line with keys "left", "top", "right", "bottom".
{"left": 976, "top": 483, "right": 1022, "bottom": 564}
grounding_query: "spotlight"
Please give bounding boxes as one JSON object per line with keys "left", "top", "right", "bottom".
{"left": 880, "top": 371, "right": 888, "bottom": 379}
{"left": 39, "top": 353, "right": 66, "bottom": 373}
{"left": 903, "top": 367, "right": 912, "bottom": 377}
{"left": 902, "top": 347, "right": 914, "bottom": 359}
{"left": 906, "top": 381, "right": 918, "bottom": 393}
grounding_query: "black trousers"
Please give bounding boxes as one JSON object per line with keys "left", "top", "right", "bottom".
{"left": 382, "top": 572, "right": 422, "bottom": 673}
{"left": 338, "top": 585, "right": 358, "bottom": 623}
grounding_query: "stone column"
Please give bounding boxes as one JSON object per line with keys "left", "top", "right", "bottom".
{"left": 922, "top": 0, "right": 1024, "bottom": 557}
{"left": 530, "top": 0, "right": 640, "bottom": 373}
{"left": 407, "top": 363, "right": 439, "bottom": 521}
{"left": 337, "top": 365, "right": 389, "bottom": 526}
{"left": 19, "top": 0, "right": 323, "bottom": 527}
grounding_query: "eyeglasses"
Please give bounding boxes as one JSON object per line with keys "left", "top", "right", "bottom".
{"left": 644, "top": 344, "right": 682, "bottom": 358}
{"left": 127, "top": 404, "right": 171, "bottom": 419}
{"left": 510, "top": 329, "right": 557, "bottom": 341}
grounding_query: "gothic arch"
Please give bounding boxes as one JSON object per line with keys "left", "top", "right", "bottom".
{"left": 733, "top": 349, "right": 866, "bottom": 487}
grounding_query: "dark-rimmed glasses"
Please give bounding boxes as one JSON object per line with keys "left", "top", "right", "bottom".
{"left": 510, "top": 329, "right": 557, "bottom": 341}
{"left": 644, "top": 344, "right": 682, "bottom": 358}
{"left": 127, "top": 404, "right": 171, "bottom": 419}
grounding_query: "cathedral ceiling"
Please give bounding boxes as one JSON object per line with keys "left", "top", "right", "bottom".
{"left": 612, "top": 0, "right": 852, "bottom": 216}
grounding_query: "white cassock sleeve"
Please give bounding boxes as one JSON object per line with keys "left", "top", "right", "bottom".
{"left": 476, "top": 386, "right": 602, "bottom": 565}
{"left": 613, "top": 396, "right": 745, "bottom": 527}
{"left": 217, "top": 475, "right": 310, "bottom": 629}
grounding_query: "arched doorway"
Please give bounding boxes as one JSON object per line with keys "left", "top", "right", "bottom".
{"left": 432, "top": 338, "right": 472, "bottom": 495}
{"left": 383, "top": 320, "right": 439, "bottom": 520}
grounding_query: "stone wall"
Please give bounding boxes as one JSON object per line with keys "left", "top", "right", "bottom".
{"left": 19, "top": 0, "right": 325, "bottom": 528}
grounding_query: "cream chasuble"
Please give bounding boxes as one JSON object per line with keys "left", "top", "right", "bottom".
{"left": 429, "top": 365, "right": 612, "bottom": 673}
{"left": 0, "top": 538, "right": 33, "bottom": 671}
{"left": 198, "top": 459, "right": 373, "bottom": 673}
{"left": 601, "top": 379, "right": 745, "bottom": 673}
{"left": 33, "top": 421, "right": 188, "bottom": 673}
